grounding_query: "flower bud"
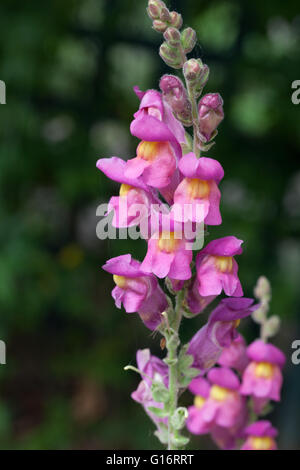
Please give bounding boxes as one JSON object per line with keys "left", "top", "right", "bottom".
{"left": 262, "top": 315, "right": 281, "bottom": 339}
{"left": 181, "top": 27, "right": 197, "bottom": 53}
{"left": 163, "top": 27, "right": 181, "bottom": 47}
{"left": 169, "top": 11, "right": 183, "bottom": 29}
{"left": 160, "top": 6, "right": 172, "bottom": 23}
{"left": 159, "top": 42, "right": 183, "bottom": 69}
{"left": 153, "top": 19, "right": 168, "bottom": 33}
{"left": 147, "top": 0, "right": 165, "bottom": 20}
{"left": 183, "top": 58, "right": 202, "bottom": 81}
{"left": 159, "top": 74, "right": 193, "bottom": 126}
{"left": 170, "top": 407, "right": 188, "bottom": 431}
{"left": 254, "top": 276, "right": 271, "bottom": 301}
{"left": 198, "top": 93, "right": 224, "bottom": 142}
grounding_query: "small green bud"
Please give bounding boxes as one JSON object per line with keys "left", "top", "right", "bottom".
{"left": 262, "top": 315, "right": 281, "bottom": 339}
{"left": 153, "top": 19, "right": 168, "bottom": 33}
{"left": 163, "top": 27, "right": 181, "bottom": 47}
{"left": 169, "top": 11, "right": 183, "bottom": 29}
{"left": 170, "top": 407, "right": 188, "bottom": 430}
{"left": 252, "top": 305, "right": 267, "bottom": 324}
{"left": 181, "top": 27, "right": 197, "bottom": 53}
{"left": 147, "top": 0, "right": 165, "bottom": 20}
{"left": 254, "top": 276, "right": 271, "bottom": 301}
{"left": 159, "top": 42, "right": 183, "bottom": 69}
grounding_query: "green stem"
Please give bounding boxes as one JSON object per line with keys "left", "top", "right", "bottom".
{"left": 186, "top": 82, "right": 201, "bottom": 158}
{"left": 166, "top": 290, "right": 184, "bottom": 450}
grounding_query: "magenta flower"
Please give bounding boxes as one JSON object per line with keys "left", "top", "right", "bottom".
{"left": 125, "top": 140, "right": 177, "bottom": 190}
{"left": 141, "top": 214, "right": 193, "bottom": 280}
{"left": 186, "top": 276, "right": 216, "bottom": 314}
{"left": 102, "top": 254, "right": 168, "bottom": 330}
{"left": 211, "top": 407, "right": 248, "bottom": 450}
{"left": 172, "top": 152, "right": 224, "bottom": 224}
{"left": 196, "top": 367, "right": 245, "bottom": 429}
{"left": 187, "top": 298, "right": 256, "bottom": 372}
{"left": 186, "top": 377, "right": 212, "bottom": 435}
{"left": 218, "top": 334, "right": 249, "bottom": 373}
{"left": 96, "top": 156, "right": 158, "bottom": 228}
{"left": 240, "top": 340, "right": 285, "bottom": 413}
{"left": 159, "top": 74, "right": 192, "bottom": 125}
{"left": 196, "top": 236, "right": 244, "bottom": 297}
{"left": 124, "top": 88, "right": 185, "bottom": 201}
{"left": 131, "top": 349, "right": 168, "bottom": 428}
{"left": 198, "top": 93, "right": 224, "bottom": 142}
{"left": 241, "top": 421, "right": 278, "bottom": 450}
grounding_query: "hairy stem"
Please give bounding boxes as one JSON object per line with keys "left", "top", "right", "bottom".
{"left": 186, "top": 81, "right": 201, "bottom": 158}
{"left": 166, "top": 290, "right": 184, "bottom": 450}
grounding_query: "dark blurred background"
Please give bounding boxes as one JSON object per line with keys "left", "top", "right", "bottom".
{"left": 0, "top": 0, "right": 299, "bottom": 450}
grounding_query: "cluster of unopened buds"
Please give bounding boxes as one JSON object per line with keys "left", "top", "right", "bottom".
{"left": 96, "top": 0, "right": 285, "bottom": 450}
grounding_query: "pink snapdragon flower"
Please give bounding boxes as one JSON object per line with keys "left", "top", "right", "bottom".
{"left": 240, "top": 340, "right": 285, "bottom": 414}
{"left": 241, "top": 420, "right": 278, "bottom": 450}
{"left": 141, "top": 214, "right": 193, "bottom": 280}
{"left": 96, "top": 156, "right": 159, "bottom": 228}
{"left": 172, "top": 152, "right": 224, "bottom": 224}
{"left": 187, "top": 298, "right": 256, "bottom": 372}
{"left": 131, "top": 349, "right": 168, "bottom": 428}
{"left": 196, "top": 236, "right": 243, "bottom": 297}
{"left": 125, "top": 87, "right": 185, "bottom": 202}
{"left": 102, "top": 254, "right": 168, "bottom": 330}
{"left": 186, "top": 377, "right": 212, "bottom": 435}
{"left": 186, "top": 276, "right": 216, "bottom": 314}
{"left": 211, "top": 408, "right": 248, "bottom": 450}
{"left": 218, "top": 334, "right": 249, "bottom": 373}
{"left": 198, "top": 93, "right": 224, "bottom": 142}
{"left": 195, "top": 367, "right": 245, "bottom": 429}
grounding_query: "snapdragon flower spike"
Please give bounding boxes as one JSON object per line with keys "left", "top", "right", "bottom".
{"left": 172, "top": 152, "right": 224, "bottom": 224}
{"left": 197, "top": 367, "right": 245, "bottom": 429}
{"left": 240, "top": 340, "right": 285, "bottom": 414}
{"left": 186, "top": 377, "right": 212, "bottom": 435}
{"left": 198, "top": 93, "right": 224, "bottom": 142}
{"left": 241, "top": 421, "right": 278, "bottom": 450}
{"left": 96, "top": 156, "right": 159, "bottom": 228}
{"left": 102, "top": 254, "right": 168, "bottom": 330}
{"left": 126, "top": 87, "right": 185, "bottom": 202}
{"left": 218, "top": 334, "right": 249, "bottom": 373}
{"left": 131, "top": 349, "right": 169, "bottom": 428}
{"left": 196, "top": 236, "right": 243, "bottom": 297}
{"left": 141, "top": 214, "right": 193, "bottom": 280}
{"left": 187, "top": 298, "right": 256, "bottom": 372}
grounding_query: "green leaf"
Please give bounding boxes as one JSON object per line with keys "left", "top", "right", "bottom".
{"left": 178, "top": 353, "right": 194, "bottom": 372}
{"left": 171, "top": 434, "right": 190, "bottom": 448}
{"left": 184, "top": 367, "right": 201, "bottom": 379}
{"left": 147, "top": 407, "right": 169, "bottom": 418}
{"left": 154, "top": 424, "right": 169, "bottom": 445}
{"left": 151, "top": 381, "right": 170, "bottom": 403}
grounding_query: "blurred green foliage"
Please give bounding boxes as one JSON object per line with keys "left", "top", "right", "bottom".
{"left": 0, "top": 0, "right": 299, "bottom": 449}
